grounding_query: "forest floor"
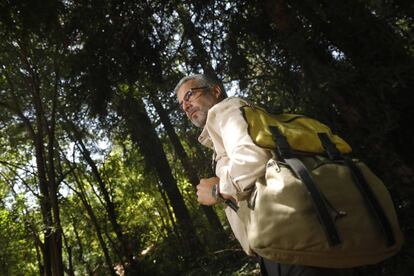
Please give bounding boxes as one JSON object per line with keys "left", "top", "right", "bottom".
{"left": 184, "top": 247, "right": 261, "bottom": 276}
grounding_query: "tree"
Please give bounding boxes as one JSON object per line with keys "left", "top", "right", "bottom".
{"left": 66, "top": 0, "right": 205, "bottom": 256}
{"left": 0, "top": 25, "right": 65, "bottom": 276}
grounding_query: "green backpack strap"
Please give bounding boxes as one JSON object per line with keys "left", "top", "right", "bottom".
{"left": 318, "top": 132, "right": 396, "bottom": 247}
{"left": 269, "top": 126, "right": 342, "bottom": 247}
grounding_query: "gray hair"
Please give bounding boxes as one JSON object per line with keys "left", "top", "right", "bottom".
{"left": 174, "top": 74, "right": 227, "bottom": 100}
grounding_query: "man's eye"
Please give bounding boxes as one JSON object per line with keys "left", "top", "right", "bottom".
{"left": 184, "top": 91, "right": 193, "bottom": 101}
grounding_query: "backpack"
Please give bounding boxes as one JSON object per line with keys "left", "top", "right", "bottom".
{"left": 235, "top": 104, "right": 404, "bottom": 268}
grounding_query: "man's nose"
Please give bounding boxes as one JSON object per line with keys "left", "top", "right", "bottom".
{"left": 182, "top": 100, "right": 191, "bottom": 112}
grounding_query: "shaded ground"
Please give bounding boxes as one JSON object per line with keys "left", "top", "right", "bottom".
{"left": 185, "top": 248, "right": 261, "bottom": 276}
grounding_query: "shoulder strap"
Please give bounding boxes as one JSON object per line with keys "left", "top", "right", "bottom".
{"left": 270, "top": 126, "right": 342, "bottom": 246}
{"left": 318, "top": 132, "right": 395, "bottom": 247}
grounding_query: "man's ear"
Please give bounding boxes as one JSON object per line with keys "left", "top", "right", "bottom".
{"left": 212, "top": 84, "right": 222, "bottom": 100}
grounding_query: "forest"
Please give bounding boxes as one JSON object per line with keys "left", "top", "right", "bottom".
{"left": 0, "top": 0, "right": 413, "bottom": 275}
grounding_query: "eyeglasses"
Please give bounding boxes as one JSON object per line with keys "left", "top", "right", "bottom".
{"left": 179, "top": 86, "right": 209, "bottom": 111}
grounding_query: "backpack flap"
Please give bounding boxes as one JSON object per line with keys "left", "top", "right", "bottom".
{"left": 240, "top": 105, "right": 352, "bottom": 155}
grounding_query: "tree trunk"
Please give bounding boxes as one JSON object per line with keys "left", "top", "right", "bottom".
{"left": 118, "top": 91, "right": 203, "bottom": 256}
{"left": 154, "top": 3, "right": 227, "bottom": 244}
{"left": 72, "top": 220, "right": 93, "bottom": 275}
{"left": 156, "top": 177, "right": 182, "bottom": 243}
{"left": 150, "top": 95, "right": 226, "bottom": 242}
{"left": 176, "top": 5, "right": 217, "bottom": 78}
{"left": 67, "top": 126, "right": 139, "bottom": 274}
{"left": 62, "top": 232, "right": 75, "bottom": 276}
{"left": 27, "top": 77, "right": 55, "bottom": 276}
{"left": 45, "top": 77, "right": 64, "bottom": 276}
{"left": 67, "top": 166, "right": 117, "bottom": 276}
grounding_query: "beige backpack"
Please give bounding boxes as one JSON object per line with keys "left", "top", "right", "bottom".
{"left": 236, "top": 104, "right": 404, "bottom": 268}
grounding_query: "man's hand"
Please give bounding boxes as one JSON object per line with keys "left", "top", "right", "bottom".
{"left": 196, "top": 177, "right": 219, "bottom": 205}
{"left": 197, "top": 177, "right": 234, "bottom": 205}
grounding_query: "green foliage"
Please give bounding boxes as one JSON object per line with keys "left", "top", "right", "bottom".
{"left": 0, "top": 206, "right": 38, "bottom": 275}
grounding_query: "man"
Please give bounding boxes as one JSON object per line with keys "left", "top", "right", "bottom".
{"left": 175, "top": 74, "right": 360, "bottom": 276}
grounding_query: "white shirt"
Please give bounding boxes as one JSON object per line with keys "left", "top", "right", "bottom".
{"left": 198, "top": 97, "right": 272, "bottom": 254}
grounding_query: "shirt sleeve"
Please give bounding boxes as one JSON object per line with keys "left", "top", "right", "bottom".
{"left": 206, "top": 99, "right": 272, "bottom": 201}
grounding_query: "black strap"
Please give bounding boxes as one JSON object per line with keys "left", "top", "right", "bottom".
{"left": 318, "top": 133, "right": 343, "bottom": 160}
{"left": 225, "top": 199, "right": 239, "bottom": 212}
{"left": 269, "top": 125, "right": 293, "bottom": 159}
{"left": 318, "top": 133, "right": 395, "bottom": 247}
{"left": 269, "top": 126, "right": 341, "bottom": 246}
{"left": 344, "top": 159, "right": 395, "bottom": 246}
{"left": 285, "top": 158, "right": 341, "bottom": 246}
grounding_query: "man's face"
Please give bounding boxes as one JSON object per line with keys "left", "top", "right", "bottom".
{"left": 176, "top": 79, "right": 220, "bottom": 128}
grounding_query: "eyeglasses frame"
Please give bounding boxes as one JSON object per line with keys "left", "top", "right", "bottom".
{"left": 179, "top": 85, "right": 209, "bottom": 111}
